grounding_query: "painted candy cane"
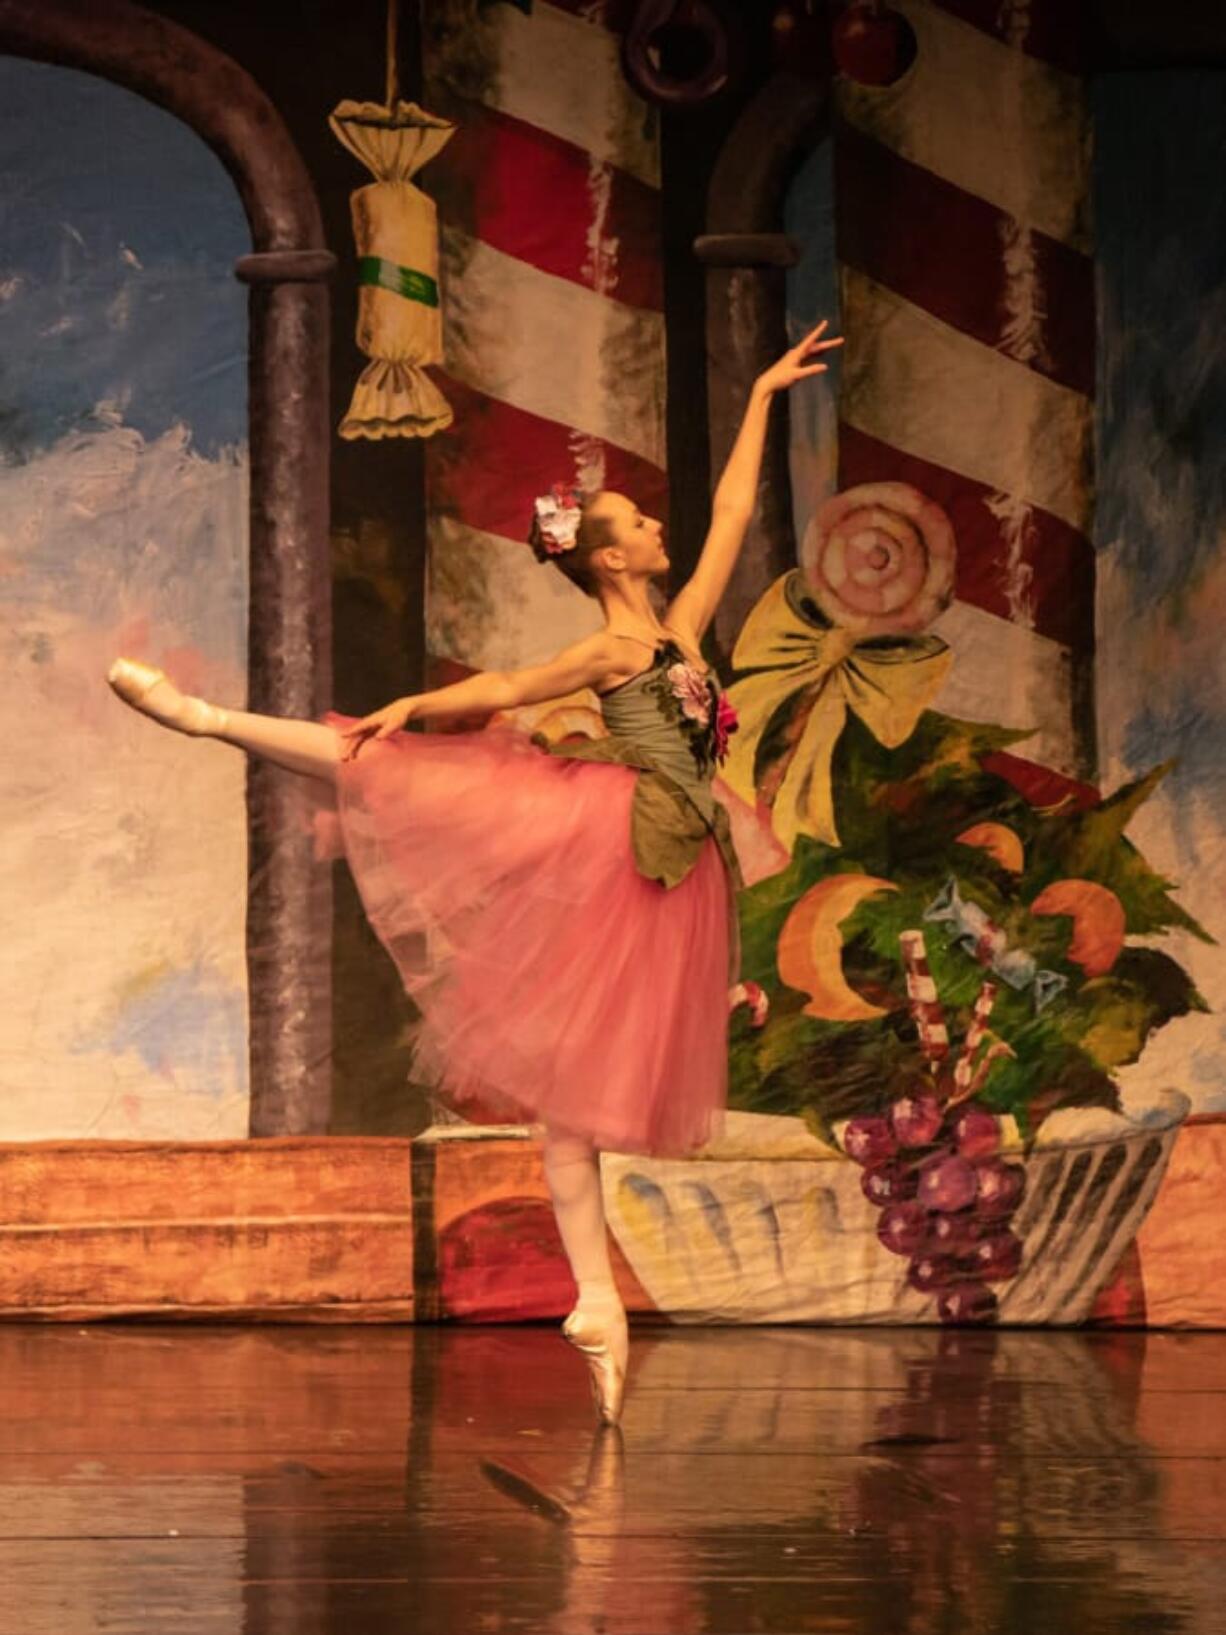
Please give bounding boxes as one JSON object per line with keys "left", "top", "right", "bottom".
{"left": 833, "top": 0, "right": 1096, "bottom": 782}
{"left": 967, "top": 1039, "right": 1016, "bottom": 1101}
{"left": 728, "top": 980, "right": 770, "bottom": 1029}
{"left": 951, "top": 978, "right": 998, "bottom": 1102}
{"left": 899, "top": 929, "right": 950, "bottom": 1065}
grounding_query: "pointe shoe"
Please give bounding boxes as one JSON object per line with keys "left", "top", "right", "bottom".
{"left": 562, "top": 1302, "right": 628, "bottom": 1427}
{"left": 106, "top": 657, "right": 227, "bottom": 737}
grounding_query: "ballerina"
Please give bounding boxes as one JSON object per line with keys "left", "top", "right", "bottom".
{"left": 107, "top": 318, "right": 842, "bottom": 1425}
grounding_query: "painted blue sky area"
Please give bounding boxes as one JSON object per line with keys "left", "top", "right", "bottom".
{"left": 0, "top": 58, "right": 249, "bottom": 461}
{"left": 1093, "top": 73, "right": 1226, "bottom": 597}
{"left": 70, "top": 962, "right": 248, "bottom": 1104}
{"left": 1093, "top": 71, "right": 1226, "bottom": 793}
{"left": 783, "top": 137, "right": 841, "bottom": 551}
{"left": 785, "top": 137, "right": 840, "bottom": 335}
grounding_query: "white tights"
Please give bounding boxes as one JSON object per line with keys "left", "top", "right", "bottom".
{"left": 127, "top": 668, "right": 344, "bottom": 784}
{"left": 214, "top": 706, "right": 341, "bottom": 785}
{"left": 540, "top": 1129, "right": 622, "bottom": 1314}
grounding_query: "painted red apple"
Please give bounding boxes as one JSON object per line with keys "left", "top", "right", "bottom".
{"left": 832, "top": 1, "right": 917, "bottom": 87}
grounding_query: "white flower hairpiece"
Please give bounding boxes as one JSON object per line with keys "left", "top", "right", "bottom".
{"left": 533, "top": 483, "right": 583, "bottom": 556}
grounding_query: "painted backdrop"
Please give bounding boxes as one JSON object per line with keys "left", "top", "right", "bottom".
{"left": 0, "top": 59, "right": 251, "bottom": 1139}
{"left": 412, "top": 1, "right": 1226, "bottom": 1331}
{"left": 5, "top": 3, "right": 1226, "bottom": 1330}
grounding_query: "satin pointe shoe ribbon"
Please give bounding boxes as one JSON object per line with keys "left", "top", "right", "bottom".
{"left": 721, "top": 570, "right": 953, "bottom": 852}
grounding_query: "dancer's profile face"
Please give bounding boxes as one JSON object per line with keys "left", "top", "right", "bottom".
{"left": 585, "top": 491, "right": 669, "bottom": 581}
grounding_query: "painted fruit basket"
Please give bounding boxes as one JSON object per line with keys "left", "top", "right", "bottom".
{"left": 599, "top": 1095, "right": 1189, "bottom": 1326}
{"left": 688, "top": 564, "right": 1209, "bottom": 1326}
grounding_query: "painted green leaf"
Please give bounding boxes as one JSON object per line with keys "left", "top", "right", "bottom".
{"left": 730, "top": 699, "right": 1204, "bottom": 1134}
{"left": 1027, "top": 766, "right": 1213, "bottom": 941}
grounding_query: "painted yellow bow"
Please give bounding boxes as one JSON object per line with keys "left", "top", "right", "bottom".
{"left": 722, "top": 573, "right": 953, "bottom": 851}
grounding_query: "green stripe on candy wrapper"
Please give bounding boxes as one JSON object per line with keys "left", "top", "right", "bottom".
{"left": 357, "top": 256, "right": 439, "bottom": 308}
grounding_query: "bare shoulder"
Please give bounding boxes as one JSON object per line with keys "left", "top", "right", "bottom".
{"left": 555, "top": 629, "right": 624, "bottom": 675}
{"left": 566, "top": 629, "right": 621, "bottom": 661}
{"left": 506, "top": 631, "right": 630, "bottom": 707}
{"left": 525, "top": 629, "right": 628, "bottom": 694}
{"left": 578, "top": 629, "right": 647, "bottom": 689}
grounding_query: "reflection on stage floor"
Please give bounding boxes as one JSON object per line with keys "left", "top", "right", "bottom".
{"left": 1, "top": 1321, "right": 1223, "bottom": 1633}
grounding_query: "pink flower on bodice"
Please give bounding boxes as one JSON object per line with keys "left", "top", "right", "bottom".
{"left": 713, "top": 693, "right": 739, "bottom": 763}
{"left": 667, "top": 659, "right": 739, "bottom": 764}
{"left": 667, "top": 662, "right": 711, "bottom": 726}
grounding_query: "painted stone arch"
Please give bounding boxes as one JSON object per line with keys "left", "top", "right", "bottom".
{"left": 0, "top": 0, "right": 335, "bottom": 1135}
{"left": 695, "top": 70, "right": 832, "bottom": 660}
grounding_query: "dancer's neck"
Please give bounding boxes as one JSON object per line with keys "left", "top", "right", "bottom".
{"left": 599, "top": 577, "right": 668, "bottom": 642}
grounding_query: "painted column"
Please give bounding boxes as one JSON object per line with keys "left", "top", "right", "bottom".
{"left": 238, "top": 255, "right": 334, "bottom": 1137}
{"left": 420, "top": 0, "right": 668, "bottom": 682}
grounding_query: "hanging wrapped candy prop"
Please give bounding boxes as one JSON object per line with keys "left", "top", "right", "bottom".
{"left": 329, "top": 100, "right": 455, "bottom": 439}
{"left": 329, "top": 4, "right": 455, "bottom": 440}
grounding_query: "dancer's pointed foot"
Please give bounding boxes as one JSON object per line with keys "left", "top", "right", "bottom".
{"left": 562, "top": 1296, "right": 629, "bottom": 1427}
{"left": 106, "top": 657, "right": 228, "bottom": 737}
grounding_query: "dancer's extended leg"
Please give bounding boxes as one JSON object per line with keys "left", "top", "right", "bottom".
{"left": 107, "top": 658, "right": 340, "bottom": 784}
{"left": 214, "top": 708, "right": 340, "bottom": 784}
{"left": 542, "top": 1128, "right": 629, "bottom": 1425}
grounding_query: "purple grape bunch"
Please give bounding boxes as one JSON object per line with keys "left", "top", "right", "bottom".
{"left": 843, "top": 1097, "right": 1025, "bottom": 1325}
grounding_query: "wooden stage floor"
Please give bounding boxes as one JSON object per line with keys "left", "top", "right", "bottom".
{"left": 1, "top": 1321, "right": 1223, "bottom": 1634}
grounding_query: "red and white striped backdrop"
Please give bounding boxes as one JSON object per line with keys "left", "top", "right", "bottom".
{"left": 833, "top": 0, "right": 1095, "bottom": 781}
{"left": 421, "top": 0, "right": 667, "bottom": 688}
{"left": 420, "top": 0, "right": 1095, "bottom": 795}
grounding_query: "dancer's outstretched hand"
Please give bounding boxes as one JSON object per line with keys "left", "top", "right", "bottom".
{"left": 755, "top": 318, "right": 844, "bottom": 394}
{"left": 339, "top": 696, "right": 418, "bottom": 761}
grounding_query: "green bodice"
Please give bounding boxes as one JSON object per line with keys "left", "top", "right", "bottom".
{"left": 537, "top": 639, "right": 743, "bottom": 891}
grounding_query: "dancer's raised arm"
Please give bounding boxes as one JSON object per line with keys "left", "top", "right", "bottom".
{"left": 338, "top": 631, "right": 626, "bottom": 759}
{"left": 666, "top": 320, "right": 842, "bottom": 647}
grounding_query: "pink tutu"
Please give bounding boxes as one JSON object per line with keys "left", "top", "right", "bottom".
{"left": 313, "top": 716, "right": 733, "bottom": 1157}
